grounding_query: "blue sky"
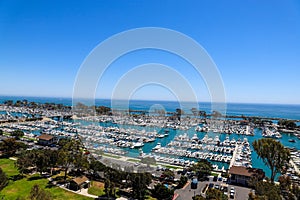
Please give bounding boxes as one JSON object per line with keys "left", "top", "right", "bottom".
{"left": 0, "top": 0, "right": 299, "bottom": 104}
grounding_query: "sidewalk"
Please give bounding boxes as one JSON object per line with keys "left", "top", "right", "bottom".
{"left": 58, "top": 185, "right": 98, "bottom": 198}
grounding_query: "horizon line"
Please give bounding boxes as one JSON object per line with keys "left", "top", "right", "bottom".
{"left": 0, "top": 94, "right": 299, "bottom": 106}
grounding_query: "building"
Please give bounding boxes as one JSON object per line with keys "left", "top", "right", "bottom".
{"left": 229, "top": 166, "right": 265, "bottom": 186}
{"left": 69, "top": 176, "right": 90, "bottom": 191}
{"left": 37, "top": 134, "right": 56, "bottom": 146}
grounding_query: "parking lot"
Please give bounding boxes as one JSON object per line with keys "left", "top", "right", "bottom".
{"left": 175, "top": 176, "right": 251, "bottom": 200}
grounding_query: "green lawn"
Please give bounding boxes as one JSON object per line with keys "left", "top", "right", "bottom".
{"left": 146, "top": 196, "right": 157, "bottom": 200}
{"left": 0, "top": 174, "right": 93, "bottom": 200}
{"left": 127, "top": 158, "right": 140, "bottom": 163}
{"left": 102, "top": 153, "right": 121, "bottom": 159}
{"left": 211, "top": 172, "right": 219, "bottom": 177}
{"left": 87, "top": 181, "right": 105, "bottom": 196}
{"left": 0, "top": 159, "right": 93, "bottom": 200}
{"left": 0, "top": 158, "right": 19, "bottom": 177}
{"left": 161, "top": 164, "right": 183, "bottom": 170}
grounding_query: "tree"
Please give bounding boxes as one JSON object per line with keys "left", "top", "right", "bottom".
{"left": 193, "top": 195, "right": 206, "bottom": 200}
{"left": 46, "top": 150, "right": 59, "bottom": 175}
{"left": 11, "top": 130, "right": 24, "bottom": 140}
{"left": 177, "top": 175, "right": 188, "bottom": 189}
{"left": 0, "top": 167, "right": 8, "bottom": 191}
{"left": 29, "top": 101, "right": 38, "bottom": 109}
{"left": 14, "top": 100, "right": 22, "bottom": 107}
{"left": 16, "top": 150, "right": 34, "bottom": 176}
{"left": 4, "top": 100, "right": 13, "bottom": 106}
{"left": 152, "top": 183, "right": 174, "bottom": 200}
{"left": 175, "top": 108, "right": 184, "bottom": 121}
{"left": 104, "top": 179, "right": 111, "bottom": 198}
{"left": 212, "top": 110, "right": 222, "bottom": 118}
{"left": 34, "top": 150, "right": 51, "bottom": 174}
{"left": 191, "top": 108, "right": 198, "bottom": 116}
{"left": 199, "top": 111, "right": 207, "bottom": 119}
{"left": 278, "top": 119, "right": 296, "bottom": 130}
{"left": 252, "top": 138, "right": 290, "bottom": 182}
{"left": 162, "top": 170, "right": 175, "bottom": 181}
{"left": 206, "top": 188, "right": 228, "bottom": 200}
{"left": 16, "top": 149, "right": 59, "bottom": 176}
{"left": 57, "top": 139, "right": 84, "bottom": 181}
{"left": 0, "top": 138, "right": 26, "bottom": 157}
{"left": 89, "top": 159, "right": 107, "bottom": 175}
{"left": 95, "top": 106, "right": 111, "bottom": 115}
{"left": 278, "top": 175, "right": 291, "bottom": 190}
{"left": 250, "top": 180, "right": 281, "bottom": 200}
{"left": 29, "top": 184, "right": 52, "bottom": 200}
{"left": 130, "top": 173, "right": 152, "bottom": 200}
{"left": 190, "top": 159, "right": 213, "bottom": 180}
{"left": 141, "top": 156, "right": 156, "bottom": 168}
{"left": 0, "top": 129, "right": 3, "bottom": 135}
{"left": 291, "top": 183, "right": 300, "bottom": 199}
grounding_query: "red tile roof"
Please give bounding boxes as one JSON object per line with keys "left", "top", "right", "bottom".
{"left": 38, "top": 134, "right": 53, "bottom": 141}
{"left": 229, "top": 166, "right": 257, "bottom": 177}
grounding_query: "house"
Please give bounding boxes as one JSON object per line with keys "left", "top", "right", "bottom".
{"left": 229, "top": 166, "right": 265, "bottom": 186}
{"left": 69, "top": 176, "right": 90, "bottom": 191}
{"left": 37, "top": 134, "right": 56, "bottom": 146}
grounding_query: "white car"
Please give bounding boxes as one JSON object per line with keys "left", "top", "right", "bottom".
{"left": 230, "top": 187, "right": 235, "bottom": 193}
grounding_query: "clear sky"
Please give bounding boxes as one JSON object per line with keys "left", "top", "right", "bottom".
{"left": 0, "top": 0, "right": 299, "bottom": 104}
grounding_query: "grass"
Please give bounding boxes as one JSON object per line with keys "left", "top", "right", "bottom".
{"left": 0, "top": 158, "right": 19, "bottom": 177}
{"left": 87, "top": 181, "right": 105, "bottom": 196}
{"left": 146, "top": 196, "right": 157, "bottom": 200}
{"left": 211, "top": 172, "right": 219, "bottom": 177}
{"left": 0, "top": 174, "right": 93, "bottom": 200}
{"left": 127, "top": 158, "right": 140, "bottom": 163}
{"left": 161, "top": 164, "right": 183, "bottom": 170}
{"left": 0, "top": 158, "right": 93, "bottom": 200}
{"left": 102, "top": 153, "right": 121, "bottom": 159}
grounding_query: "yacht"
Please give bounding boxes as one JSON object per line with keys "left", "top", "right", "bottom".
{"left": 152, "top": 142, "right": 162, "bottom": 151}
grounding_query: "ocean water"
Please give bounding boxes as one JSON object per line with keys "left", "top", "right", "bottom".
{"left": 1, "top": 95, "right": 300, "bottom": 179}
{"left": 1, "top": 96, "right": 300, "bottom": 120}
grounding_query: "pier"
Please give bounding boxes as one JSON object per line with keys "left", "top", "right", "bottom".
{"left": 290, "top": 160, "right": 300, "bottom": 174}
{"left": 229, "top": 145, "right": 239, "bottom": 168}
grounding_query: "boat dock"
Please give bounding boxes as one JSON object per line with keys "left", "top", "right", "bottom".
{"left": 229, "top": 145, "right": 239, "bottom": 168}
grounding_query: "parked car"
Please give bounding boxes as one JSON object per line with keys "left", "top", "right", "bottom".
{"left": 223, "top": 186, "right": 228, "bottom": 193}
{"left": 213, "top": 176, "right": 218, "bottom": 182}
{"left": 230, "top": 187, "right": 235, "bottom": 193}
{"left": 214, "top": 184, "right": 220, "bottom": 190}
{"left": 220, "top": 186, "right": 224, "bottom": 191}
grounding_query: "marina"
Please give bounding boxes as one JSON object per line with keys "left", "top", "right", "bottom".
{"left": 1, "top": 100, "right": 300, "bottom": 178}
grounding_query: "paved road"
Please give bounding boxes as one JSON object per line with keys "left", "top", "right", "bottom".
{"left": 175, "top": 179, "right": 251, "bottom": 200}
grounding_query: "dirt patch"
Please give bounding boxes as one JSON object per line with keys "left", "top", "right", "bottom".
{"left": 92, "top": 181, "right": 104, "bottom": 188}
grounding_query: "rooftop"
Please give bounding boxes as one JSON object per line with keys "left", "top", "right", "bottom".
{"left": 38, "top": 134, "right": 54, "bottom": 141}
{"left": 72, "top": 176, "right": 89, "bottom": 185}
{"left": 229, "top": 166, "right": 264, "bottom": 177}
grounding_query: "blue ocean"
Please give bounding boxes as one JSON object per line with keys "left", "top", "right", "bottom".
{"left": 1, "top": 96, "right": 300, "bottom": 120}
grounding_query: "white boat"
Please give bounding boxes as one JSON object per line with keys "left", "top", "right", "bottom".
{"left": 152, "top": 142, "right": 162, "bottom": 151}
{"left": 191, "top": 134, "right": 198, "bottom": 141}
{"left": 130, "top": 142, "right": 144, "bottom": 149}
